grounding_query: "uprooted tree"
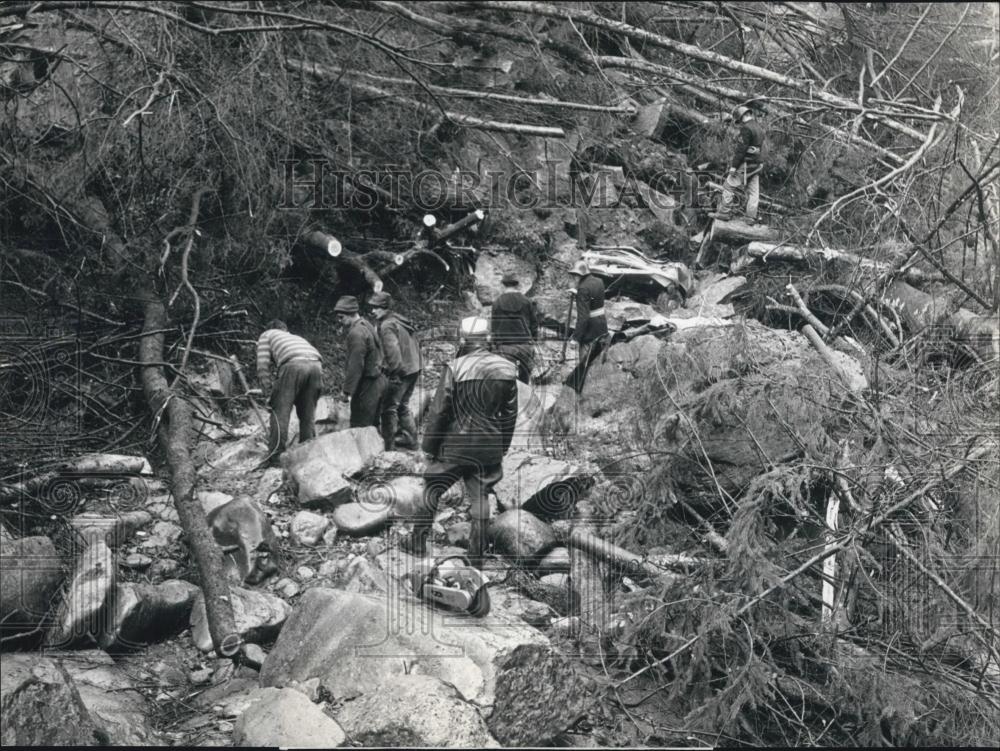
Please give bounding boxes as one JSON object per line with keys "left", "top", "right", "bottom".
{"left": 1, "top": 1, "right": 998, "bottom": 745}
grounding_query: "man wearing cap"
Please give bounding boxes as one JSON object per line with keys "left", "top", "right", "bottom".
{"left": 369, "top": 291, "right": 422, "bottom": 450}
{"left": 408, "top": 316, "right": 518, "bottom": 567}
{"left": 490, "top": 271, "right": 538, "bottom": 383}
{"left": 566, "top": 260, "right": 608, "bottom": 394}
{"left": 715, "top": 106, "right": 764, "bottom": 223}
{"left": 255, "top": 319, "right": 323, "bottom": 462}
{"left": 334, "top": 295, "right": 386, "bottom": 429}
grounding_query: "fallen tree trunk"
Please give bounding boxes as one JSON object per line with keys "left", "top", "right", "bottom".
{"left": 139, "top": 292, "right": 241, "bottom": 658}
{"left": 432, "top": 209, "right": 485, "bottom": 243}
{"left": 568, "top": 528, "right": 700, "bottom": 579}
{"left": 301, "top": 230, "right": 384, "bottom": 292}
{"left": 734, "top": 241, "right": 942, "bottom": 284}
{"left": 883, "top": 280, "right": 999, "bottom": 360}
{"left": 692, "top": 220, "right": 779, "bottom": 246}
{"left": 287, "top": 59, "right": 565, "bottom": 138}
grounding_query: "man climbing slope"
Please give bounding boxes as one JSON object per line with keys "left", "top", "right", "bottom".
{"left": 565, "top": 260, "right": 609, "bottom": 394}
{"left": 714, "top": 105, "right": 765, "bottom": 223}
{"left": 254, "top": 319, "right": 323, "bottom": 463}
{"left": 334, "top": 295, "right": 386, "bottom": 429}
{"left": 490, "top": 271, "right": 538, "bottom": 383}
{"left": 408, "top": 316, "right": 518, "bottom": 567}
{"left": 369, "top": 291, "right": 422, "bottom": 450}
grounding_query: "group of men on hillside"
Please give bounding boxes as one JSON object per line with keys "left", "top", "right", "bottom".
{"left": 253, "top": 263, "right": 609, "bottom": 566}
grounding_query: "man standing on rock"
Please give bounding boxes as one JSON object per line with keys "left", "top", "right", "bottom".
{"left": 714, "top": 105, "right": 764, "bottom": 224}
{"left": 369, "top": 291, "right": 422, "bottom": 450}
{"left": 334, "top": 295, "right": 386, "bottom": 430}
{"left": 255, "top": 319, "right": 323, "bottom": 463}
{"left": 490, "top": 271, "right": 538, "bottom": 383}
{"left": 565, "top": 260, "right": 608, "bottom": 394}
{"left": 407, "top": 316, "right": 518, "bottom": 567}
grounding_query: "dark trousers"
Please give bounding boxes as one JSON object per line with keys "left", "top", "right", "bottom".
{"left": 495, "top": 342, "right": 534, "bottom": 383}
{"left": 268, "top": 359, "right": 323, "bottom": 454}
{"left": 380, "top": 371, "right": 419, "bottom": 450}
{"left": 350, "top": 373, "right": 386, "bottom": 429}
{"left": 421, "top": 461, "right": 504, "bottom": 522}
{"left": 565, "top": 335, "right": 608, "bottom": 394}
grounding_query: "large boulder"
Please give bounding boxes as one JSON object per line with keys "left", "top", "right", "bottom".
{"left": 232, "top": 687, "right": 345, "bottom": 748}
{"left": 496, "top": 451, "right": 597, "bottom": 519}
{"left": 260, "top": 588, "right": 592, "bottom": 743}
{"left": 281, "top": 427, "right": 384, "bottom": 507}
{"left": 207, "top": 497, "right": 279, "bottom": 584}
{"left": 355, "top": 474, "right": 426, "bottom": 521}
{"left": 489, "top": 509, "right": 558, "bottom": 565}
{"left": 69, "top": 510, "right": 152, "bottom": 549}
{"left": 190, "top": 585, "right": 291, "bottom": 653}
{"left": 287, "top": 396, "right": 349, "bottom": 447}
{"left": 47, "top": 538, "right": 114, "bottom": 648}
{"left": 1, "top": 653, "right": 103, "bottom": 745}
{"left": 0, "top": 535, "right": 63, "bottom": 634}
{"left": 330, "top": 502, "right": 391, "bottom": 537}
{"left": 100, "top": 579, "right": 201, "bottom": 651}
{"left": 57, "top": 649, "right": 162, "bottom": 745}
{"left": 333, "top": 674, "right": 499, "bottom": 747}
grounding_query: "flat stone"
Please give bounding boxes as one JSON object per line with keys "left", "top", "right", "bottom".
{"left": 334, "top": 674, "right": 499, "bottom": 747}
{"left": 275, "top": 577, "right": 300, "bottom": 598}
{"left": 281, "top": 427, "right": 384, "bottom": 507}
{"left": 340, "top": 556, "right": 389, "bottom": 595}
{"left": 496, "top": 452, "right": 596, "bottom": 519}
{"left": 290, "top": 510, "right": 330, "bottom": 546}
{"left": 147, "top": 498, "right": 180, "bottom": 523}
{"left": 489, "top": 509, "right": 558, "bottom": 565}
{"left": 122, "top": 552, "right": 152, "bottom": 569}
{"left": 331, "top": 502, "right": 390, "bottom": 536}
{"left": 537, "top": 547, "right": 571, "bottom": 575}
{"left": 0, "top": 535, "right": 63, "bottom": 633}
{"left": 233, "top": 687, "right": 346, "bottom": 748}
{"left": 47, "top": 538, "right": 114, "bottom": 647}
{"left": 356, "top": 474, "right": 426, "bottom": 521}
{"left": 200, "top": 435, "right": 269, "bottom": 473}
{"left": 207, "top": 497, "right": 279, "bottom": 584}
{"left": 190, "top": 585, "right": 291, "bottom": 653}
{"left": 260, "top": 588, "right": 589, "bottom": 740}
{"left": 242, "top": 643, "right": 267, "bottom": 669}
{"left": 197, "top": 490, "right": 234, "bottom": 515}
{"left": 296, "top": 566, "right": 315, "bottom": 581}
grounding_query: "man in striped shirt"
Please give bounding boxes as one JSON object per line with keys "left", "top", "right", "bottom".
{"left": 255, "top": 319, "right": 323, "bottom": 462}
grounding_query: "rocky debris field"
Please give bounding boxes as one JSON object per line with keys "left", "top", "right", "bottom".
{"left": 0, "top": 258, "right": 881, "bottom": 747}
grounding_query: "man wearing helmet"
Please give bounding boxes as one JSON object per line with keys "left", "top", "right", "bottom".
{"left": 406, "top": 316, "right": 518, "bottom": 567}
{"left": 715, "top": 105, "right": 764, "bottom": 223}
{"left": 565, "top": 260, "right": 608, "bottom": 394}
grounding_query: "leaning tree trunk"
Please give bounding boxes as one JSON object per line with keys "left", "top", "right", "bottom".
{"left": 66, "top": 184, "right": 242, "bottom": 659}
{"left": 883, "top": 279, "right": 999, "bottom": 361}
{"left": 139, "top": 291, "right": 241, "bottom": 657}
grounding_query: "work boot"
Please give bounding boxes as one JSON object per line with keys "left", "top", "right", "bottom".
{"left": 395, "top": 414, "right": 418, "bottom": 450}
{"left": 402, "top": 521, "right": 431, "bottom": 557}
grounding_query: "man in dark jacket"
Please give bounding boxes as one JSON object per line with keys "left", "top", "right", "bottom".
{"left": 565, "top": 260, "right": 609, "bottom": 394}
{"left": 407, "top": 316, "right": 518, "bottom": 567}
{"left": 490, "top": 271, "right": 538, "bottom": 383}
{"left": 254, "top": 319, "right": 323, "bottom": 463}
{"left": 715, "top": 105, "right": 764, "bottom": 223}
{"left": 335, "top": 295, "right": 386, "bottom": 429}
{"left": 370, "top": 291, "right": 422, "bottom": 450}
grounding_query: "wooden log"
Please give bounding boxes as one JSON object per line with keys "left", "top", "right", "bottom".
{"left": 567, "top": 528, "right": 693, "bottom": 579}
{"left": 433, "top": 209, "right": 485, "bottom": 243}
{"left": 301, "top": 230, "right": 384, "bottom": 292}
{"left": 801, "top": 324, "right": 856, "bottom": 391}
{"left": 883, "top": 280, "right": 999, "bottom": 360}
{"left": 735, "top": 241, "right": 941, "bottom": 283}
{"left": 691, "top": 220, "right": 779, "bottom": 246}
